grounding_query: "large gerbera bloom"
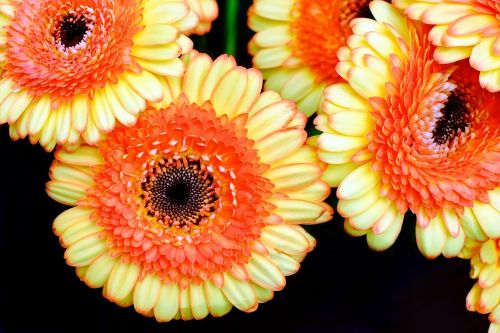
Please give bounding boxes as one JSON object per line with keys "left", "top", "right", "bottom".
{"left": 460, "top": 214, "right": 500, "bottom": 332}
{"left": 394, "top": 0, "right": 500, "bottom": 93}
{"left": 0, "top": 0, "right": 198, "bottom": 151}
{"left": 314, "top": 1, "right": 500, "bottom": 257}
{"left": 185, "top": 0, "right": 218, "bottom": 35}
{"left": 46, "top": 53, "right": 332, "bottom": 320}
{"left": 247, "top": 0, "right": 388, "bottom": 116}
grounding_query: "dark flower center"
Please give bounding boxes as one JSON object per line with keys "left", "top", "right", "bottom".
{"left": 432, "top": 91, "right": 471, "bottom": 145}
{"left": 141, "top": 159, "right": 219, "bottom": 228}
{"left": 60, "top": 16, "right": 89, "bottom": 48}
{"left": 52, "top": 8, "right": 94, "bottom": 50}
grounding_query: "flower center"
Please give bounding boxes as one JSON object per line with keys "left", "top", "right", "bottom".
{"left": 432, "top": 90, "right": 470, "bottom": 145}
{"left": 141, "top": 156, "right": 219, "bottom": 231}
{"left": 59, "top": 16, "right": 89, "bottom": 48}
{"left": 52, "top": 7, "right": 95, "bottom": 51}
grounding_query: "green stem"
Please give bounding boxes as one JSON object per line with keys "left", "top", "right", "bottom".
{"left": 224, "top": 0, "right": 239, "bottom": 57}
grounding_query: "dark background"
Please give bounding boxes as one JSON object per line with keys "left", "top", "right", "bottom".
{"left": 0, "top": 1, "right": 488, "bottom": 332}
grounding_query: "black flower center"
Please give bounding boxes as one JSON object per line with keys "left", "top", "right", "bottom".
{"left": 141, "top": 159, "right": 218, "bottom": 228}
{"left": 432, "top": 92, "right": 470, "bottom": 145}
{"left": 60, "top": 16, "right": 89, "bottom": 48}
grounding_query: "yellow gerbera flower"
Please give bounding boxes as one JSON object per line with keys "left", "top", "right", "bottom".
{"left": 185, "top": 0, "right": 218, "bottom": 35}
{"left": 460, "top": 220, "right": 500, "bottom": 332}
{"left": 314, "top": 1, "right": 500, "bottom": 257}
{"left": 247, "top": 0, "right": 387, "bottom": 116}
{"left": 394, "top": 0, "right": 500, "bottom": 92}
{"left": 46, "top": 52, "right": 333, "bottom": 321}
{"left": 0, "top": 0, "right": 198, "bottom": 151}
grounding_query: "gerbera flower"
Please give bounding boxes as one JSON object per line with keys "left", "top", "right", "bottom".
{"left": 0, "top": 0, "right": 198, "bottom": 151}
{"left": 46, "top": 52, "right": 333, "bottom": 320}
{"left": 247, "top": 0, "right": 389, "bottom": 116}
{"left": 185, "top": 0, "right": 218, "bottom": 35}
{"left": 314, "top": 1, "right": 500, "bottom": 257}
{"left": 393, "top": 0, "right": 500, "bottom": 93}
{"left": 460, "top": 212, "right": 500, "bottom": 332}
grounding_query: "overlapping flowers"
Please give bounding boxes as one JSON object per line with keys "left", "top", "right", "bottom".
{"left": 0, "top": 0, "right": 497, "bottom": 329}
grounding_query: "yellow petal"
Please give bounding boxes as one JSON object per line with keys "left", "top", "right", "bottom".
{"left": 200, "top": 54, "right": 237, "bottom": 102}
{"left": 154, "top": 283, "right": 180, "bottom": 322}
{"left": 134, "top": 274, "right": 162, "bottom": 315}
{"left": 254, "top": 128, "right": 305, "bottom": 164}
{"left": 253, "top": 46, "right": 292, "bottom": 69}
{"left": 91, "top": 89, "right": 115, "bottom": 132}
{"left": 71, "top": 94, "right": 90, "bottom": 133}
{"left": 203, "top": 280, "right": 232, "bottom": 317}
{"left": 65, "top": 233, "right": 107, "bottom": 266}
{"left": 124, "top": 70, "right": 164, "bottom": 102}
{"left": 264, "top": 163, "right": 321, "bottom": 192}
{"left": 247, "top": 100, "right": 295, "bottom": 141}
{"left": 210, "top": 67, "right": 248, "bottom": 118}
{"left": 85, "top": 253, "right": 117, "bottom": 288}
{"left": 246, "top": 252, "right": 285, "bottom": 291}
{"left": 189, "top": 283, "right": 209, "bottom": 320}
{"left": 222, "top": 273, "right": 257, "bottom": 312}
{"left": 366, "top": 211, "right": 404, "bottom": 251}
{"left": 107, "top": 262, "right": 141, "bottom": 302}
{"left": 268, "top": 249, "right": 300, "bottom": 276}
{"left": 269, "top": 198, "right": 327, "bottom": 224}
{"left": 337, "top": 163, "right": 380, "bottom": 200}
{"left": 260, "top": 224, "right": 309, "bottom": 255}
{"left": 143, "top": 3, "right": 189, "bottom": 25}
{"left": 416, "top": 215, "right": 447, "bottom": 259}
{"left": 133, "top": 25, "right": 179, "bottom": 46}
{"left": 474, "top": 201, "right": 500, "bottom": 239}
{"left": 55, "top": 145, "right": 103, "bottom": 166}
{"left": 60, "top": 218, "right": 101, "bottom": 247}
{"left": 182, "top": 53, "right": 212, "bottom": 104}
{"left": 46, "top": 180, "right": 87, "bottom": 206}
{"left": 53, "top": 207, "right": 94, "bottom": 236}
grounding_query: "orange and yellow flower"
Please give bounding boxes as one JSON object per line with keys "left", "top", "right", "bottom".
{"left": 247, "top": 0, "right": 387, "bottom": 116}
{"left": 394, "top": 0, "right": 500, "bottom": 92}
{"left": 46, "top": 52, "right": 333, "bottom": 320}
{"left": 460, "top": 219, "right": 500, "bottom": 332}
{"left": 314, "top": 1, "right": 500, "bottom": 257}
{"left": 185, "top": 0, "right": 218, "bottom": 35}
{"left": 0, "top": 0, "right": 198, "bottom": 151}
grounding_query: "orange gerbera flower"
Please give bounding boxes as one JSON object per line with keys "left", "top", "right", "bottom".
{"left": 0, "top": 0, "right": 198, "bottom": 151}
{"left": 185, "top": 0, "right": 218, "bottom": 35}
{"left": 314, "top": 1, "right": 500, "bottom": 257}
{"left": 46, "top": 53, "right": 332, "bottom": 320}
{"left": 248, "top": 0, "right": 389, "bottom": 116}
{"left": 394, "top": 0, "right": 500, "bottom": 92}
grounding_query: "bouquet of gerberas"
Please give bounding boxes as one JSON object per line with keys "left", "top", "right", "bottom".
{"left": 0, "top": 0, "right": 498, "bottom": 331}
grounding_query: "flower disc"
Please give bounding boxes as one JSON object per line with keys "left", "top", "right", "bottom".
{"left": 47, "top": 52, "right": 333, "bottom": 321}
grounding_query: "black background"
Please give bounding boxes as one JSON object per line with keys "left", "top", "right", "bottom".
{"left": 0, "top": 1, "right": 489, "bottom": 332}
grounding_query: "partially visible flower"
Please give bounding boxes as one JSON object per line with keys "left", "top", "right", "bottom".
{"left": 314, "top": 1, "right": 500, "bottom": 257}
{"left": 460, "top": 208, "right": 500, "bottom": 332}
{"left": 394, "top": 0, "right": 500, "bottom": 92}
{"left": 185, "top": 0, "right": 218, "bottom": 35}
{"left": 248, "top": 0, "right": 388, "bottom": 116}
{"left": 46, "top": 52, "right": 332, "bottom": 321}
{"left": 0, "top": 0, "right": 198, "bottom": 151}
